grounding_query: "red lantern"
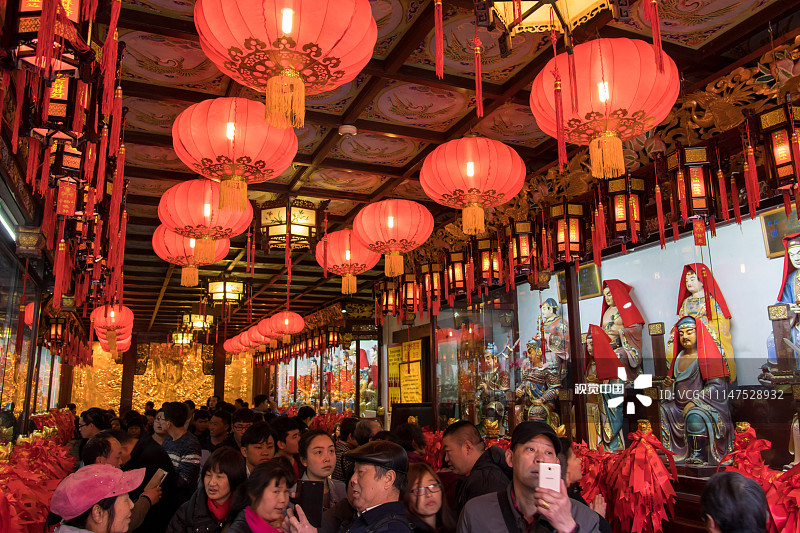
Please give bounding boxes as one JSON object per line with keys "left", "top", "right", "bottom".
{"left": 158, "top": 179, "right": 252, "bottom": 264}
{"left": 152, "top": 225, "right": 230, "bottom": 287}
{"left": 229, "top": 336, "right": 247, "bottom": 353}
{"left": 315, "top": 229, "right": 380, "bottom": 294}
{"left": 194, "top": 0, "right": 377, "bottom": 129}
{"left": 353, "top": 199, "right": 433, "bottom": 278}
{"left": 420, "top": 137, "right": 525, "bottom": 235}
{"left": 269, "top": 311, "right": 305, "bottom": 344}
{"left": 530, "top": 38, "right": 679, "bottom": 180}
{"left": 91, "top": 304, "right": 134, "bottom": 352}
{"left": 172, "top": 97, "right": 298, "bottom": 212}
{"left": 257, "top": 318, "right": 280, "bottom": 348}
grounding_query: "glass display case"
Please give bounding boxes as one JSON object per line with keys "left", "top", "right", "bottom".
{"left": 435, "top": 290, "right": 519, "bottom": 438}
{"left": 358, "top": 339, "right": 379, "bottom": 415}
{"left": 322, "top": 341, "right": 356, "bottom": 414}
{"left": 276, "top": 361, "right": 294, "bottom": 410}
{"left": 296, "top": 353, "right": 320, "bottom": 409}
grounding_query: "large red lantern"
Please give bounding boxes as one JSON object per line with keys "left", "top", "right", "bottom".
{"left": 256, "top": 318, "right": 280, "bottom": 348}
{"left": 530, "top": 38, "right": 679, "bottom": 180}
{"left": 158, "top": 179, "right": 252, "bottom": 264}
{"left": 269, "top": 311, "right": 305, "bottom": 344}
{"left": 152, "top": 225, "right": 230, "bottom": 287}
{"left": 315, "top": 229, "right": 380, "bottom": 294}
{"left": 353, "top": 199, "right": 433, "bottom": 278}
{"left": 194, "top": 0, "right": 377, "bottom": 129}
{"left": 420, "top": 137, "right": 525, "bottom": 235}
{"left": 172, "top": 97, "right": 298, "bottom": 212}
{"left": 91, "top": 304, "right": 134, "bottom": 352}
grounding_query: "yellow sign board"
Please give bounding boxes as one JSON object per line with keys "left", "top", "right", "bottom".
{"left": 387, "top": 344, "right": 402, "bottom": 411}
{"left": 399, "top": 361, "right": 422, "bottom": 404}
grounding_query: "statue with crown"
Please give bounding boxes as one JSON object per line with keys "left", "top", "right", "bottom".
{"left": 515, "top": 337, "right": 562, "bottom": 425}
{"left": 475, "top": 343, "right": 510, "bottom": 434}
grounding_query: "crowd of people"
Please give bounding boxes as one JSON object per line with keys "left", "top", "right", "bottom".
{"left": 49, "top": 396, "right": 769, "bottom": 533}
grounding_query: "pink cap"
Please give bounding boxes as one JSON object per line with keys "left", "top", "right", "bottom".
{"left": 50, "top": 464, "right": 146, "bottom": 520}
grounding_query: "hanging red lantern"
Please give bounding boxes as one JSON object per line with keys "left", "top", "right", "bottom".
{"left": 256, "top": 318, "right": 280, "bottom": 348}
{"left": 158, "top": 179, "right": 252, "bottom": 264}
{"left": 224, "top": 338, "right": 240, "bottom": 353}
{"left": 172, "top": 97, "right": 298, "bottom": 212}
{"left": 530, "top": 38, "right": 679, "bottom": 180}
{"left": 353, "top": 199, "right": 433, "bottom": 278}
{"left": 420, "top": 137, "right": 525, "bottom": 235}
{"left": 152, "top": 225, "right": 230, "bottom": 287}
{"left": 315, "top": 229, "right": 380, "bottom": 294}
{"left": 194, "top": 0, "right": 377, "bottom": 129}
{"left": 269, "top": 311, "right": 305, "bottom": 344}
{"left": 91, "top": 304, "right": 134, "bottom": 352}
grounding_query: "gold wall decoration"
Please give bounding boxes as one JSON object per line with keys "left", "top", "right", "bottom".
{"left": 71, "top": 343, "right": 122, "bottom": 414}
{"left": 132, "top": 343, "right": 213, "bottom": 412}
{"left": 224, "top": 352, "right": 253, "bottom": 403}
{"left": 201, "top": 344, "right": 214, "bottom": 375}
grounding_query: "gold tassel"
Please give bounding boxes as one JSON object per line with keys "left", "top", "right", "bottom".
{"left": 270, "top": 339, "right": 278, "bottom": 349}
{"left": 283, "top": 334, "right": 291, "bottom": 344}
{"left": 194, "top": 235, "right": 215, "bottom": 264}
{"left": 265, "top": 68, "right": 305, "bottom": 129}
{"left": 107, "top": 330, "right": 117, "bottom": 353}
{"left": 589, "top": 131, "right": 625, "bottom": 179}
{"left": 385, "top": 253, "right": 404, "bottom": 277}
{"left": 181, "top": 265, "right": 199, "bottom": 287}
{"left": 462, "top": 203, "right": 485, "bottom": 235}
{"left": 219, "top": 175, "right": 248, "bottom": 212}
{"left": 342, "top": 274, "right": 357, "bottom": 294}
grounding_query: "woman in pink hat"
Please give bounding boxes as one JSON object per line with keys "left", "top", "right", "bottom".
{"left": 46, "top": 464, "right": 146, "bottom": 533}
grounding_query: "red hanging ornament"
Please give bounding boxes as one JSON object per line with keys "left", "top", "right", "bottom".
{"left": 470, "top": 33, "right": 483, "bottom": 118}
{"left": 655, "top": 184, "right": 666, "bottom": 248}
{"left": 642, "top": 0, "right": 664, "bottom": 72}
{"left": 434, "top": 0, "right": 443, "bottom": 80}
{"left": 315, "top": 229, "right": 380, "bottom": 294}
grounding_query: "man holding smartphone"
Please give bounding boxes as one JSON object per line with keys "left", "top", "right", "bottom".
{"left": 458, "top": 422, "right": 600, "bottom": 533}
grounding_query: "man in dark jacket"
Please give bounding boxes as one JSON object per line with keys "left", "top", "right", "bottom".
{"left": 442, "top": 420, "right": 512, "bottom": 513}
{"left": 285, "top": 441, "right": 414, "bottom": 533}
{"left": 458, "top": 421, "right": 600, "bottom": 533}
{"left": 121, "top": 430, "right": 179, "bottom": 533}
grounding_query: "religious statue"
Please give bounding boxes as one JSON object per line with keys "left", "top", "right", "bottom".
{"left": 536, "top": 298, "right": 569, "bottom": 373}
{"left": 789, "top": 413, "right": 800, "bottom": 468}
{"left": 475, "top": 344, "right": 510, "bottom": 432}
{"left": 587, "top": 325, "right": 625, "bottom": 451}
{"left": 777, "top": 233, "right": 800, "bottom": 352}
{"left": 515, "top": 338, "right": 561, "bottom": 425}
{"left": 661, "top": 316, "right": 733, "bottom": 465}
{"left": 671, "top": 263, "right": 736, "bottom": 382}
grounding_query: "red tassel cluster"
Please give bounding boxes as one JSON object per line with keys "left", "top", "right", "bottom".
{"left": 655, "top": 184, "right": 666, "bottom": 248}
{"left": 643, "top": 0, "right": 664, "bottom": 73}
{"left": 434, "top": 0, "right": 444, "bottom": 80}
{"left": 101, "top": 0, "right": 122, "bottom": 116}
{"left": 742, "top": 122, "right": 760, "bottom": 219}
{"left": 550, "top": 24, "right": 567, "bottom": 172}
{"left": 676, "top": 170, "right": 688, "bottom": 224}
{"left": 716, "top": 169, "right": 729, "bottom": 221}
{"left": 470, "top": 35, "right": 483, "bottom": 118}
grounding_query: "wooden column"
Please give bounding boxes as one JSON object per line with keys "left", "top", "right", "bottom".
{"left": 649, "top": 322, "right": 668, "bottom": 377}
{"left": 565, "top": 262, "right": 588, "bottom": 443}
{"left": 252, "top": 366, "right": 266, "bottom": 398}
{"left": 120, "top": 339, "right": 136, "bottom": 416}
{"left": 58, "top": 364, "right": 73, "bottom": 408}
{"left": 769, "top": 304, "right": 796, "bottom": 371}
{"left": 213, "top": 343, "right": 226, "bottom": 400}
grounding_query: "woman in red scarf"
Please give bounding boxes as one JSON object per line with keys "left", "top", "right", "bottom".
{"left": 227, "top": 459, "right": 295, "bottom": 533}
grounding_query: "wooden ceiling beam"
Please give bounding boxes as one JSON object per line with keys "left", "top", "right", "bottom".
{"left": 118, "top": 8, "right": 198, "bottom": 41}
{"left": 121, "top": 80, "right": 209, "bottom": 104}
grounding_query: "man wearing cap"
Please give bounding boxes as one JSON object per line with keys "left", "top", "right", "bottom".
{"left": 458, "top": 421, "right": 600, "bottom": 533}
{"left": 285, "top": 440, "right": 414, "bottom": 533}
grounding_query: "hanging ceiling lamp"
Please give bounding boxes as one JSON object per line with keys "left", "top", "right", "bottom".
{"left": 182, "top": 313, "right": 215, "bottom": 331}
{"left": 172, "top": 97, "right": 298, "bottom": 212}
{"left": 194, "top": 0, "right": 377, "bottom": 129}
{"left": 530, "top": 38, "right": 679, "bottom": 180}
{"left": 158, "top": 179, "right": 252, "bottom": 264}
{"left": 152, "top": 224, "right": 230, "bottom": 287}
{"left": 315, "top": 229, "right": 380, "bottom": 294}
{"left": 420, "top": 137, "right": 525, "bottom": 235}
{"left": 269, "top": 311, "right": 305, "bottom": 344}
{"left": 353, "top": 199, "right": 434, "bottom": 278}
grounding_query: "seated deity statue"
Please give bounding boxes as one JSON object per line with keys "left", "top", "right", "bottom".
{"left": 661, "top": 316, "right": 733, "bottom": 466}
{"left": 515, "top": 338, "right": 561, "bottom": 424}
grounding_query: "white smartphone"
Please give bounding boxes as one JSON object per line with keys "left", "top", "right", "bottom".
{"left": 538, "top": 462, "right": 561, "bottom": 492}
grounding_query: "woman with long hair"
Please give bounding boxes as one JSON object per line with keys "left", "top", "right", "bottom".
{"left": 167, "top": 446, "right": 247, "bottom": 533}
{"left": 46, "top": 464, "right": 144, "bottom": 533}
{"left": 402, "top": 463, "right": 455, "bottom": 533}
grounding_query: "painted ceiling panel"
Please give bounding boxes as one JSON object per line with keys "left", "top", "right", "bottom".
{"left": 471, "top": 104, "right": 550, "bottom": 148}
{"left": 122, "top": 0, "right": 195, "bottom": 20}
{"left": 361, "top": 80, "right": 474, "bottom": 131}
{"left": 307, "top": 169, "right": 389, "bottom": 194}
{"left": 370, "top": 0, "right": 424, "bottom": 58}
{"left": 124, "top": 97, "right": 188, "bottom": 135}
{"left": 328, "top": 133, "right": 425, "bottom": 167}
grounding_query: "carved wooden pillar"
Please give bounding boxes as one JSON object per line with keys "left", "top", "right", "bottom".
{"left": 213, "top": 343, "right": 226, "bottom": 400}
{"left": 565, "top": 262, "right": 588, "bottom": 443}
{"left": 769, "top": 304, "right": 796, "bottom": 371}
{"left": 649, "top": 322, "right": 668, "bottom": 377}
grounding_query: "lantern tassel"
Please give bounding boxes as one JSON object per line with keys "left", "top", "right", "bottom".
{"left": 73, "top": 81, "right": 87, "bottom": 133}
{"left": 181, "top": 265, "right": 199, "bottom": 287}
{"left": 744, "top": 144, "right": 759, "bottom": 219}
{"left": 12, "top": 71, "right": 25, "bottom": 153}
{"left": 597, "top": 202, "right": 607, "bottom": 249}
{"left": 470, "top": 35, "right": 483, "bottom": 118}
{"left": 731, "top": 175, "right": 742, "bottom": 224}
{"left": 655, "top": 184, "right": 666, "bottom": 249}
{"left": 462, "top": 204, "right": 485, "bottom": 235}
{"left": 643, "top": 0, "right": 664, "bottom": 72}
{"left": 41, "top": 82, "right": 52, "bottom": 123}
{"left": 283, "top": 334, "right": 291, "bottom": 344}
{"left": 220, "top": 176, "right": 248, "bottom": 212}
{"left": 39, "top": 144, "right": 52, "bottom": 195}
{"left": 628, "top": 196, "right": 638, "bottom": 244}
{"left": 342, "top": 274, "right": 357, "bottom": 295}
{"left": 792, "top": 131, "right": 800, "bottom": 186}
{"left": 591, "top": 224, "right": 601, "bottom": 267}
{"left": 53, "top": 239, "right": 66, "bottom": 309}
{"left": 97, "top": 127, "right": 108, "bottom": 196}
{"left": 677, "top": 170, "right": 688, "bottom": 224}
{"left": 108, "top": 330, "right": 117, "bottom": 353}
{"left": 589, "top": 133, "right": 624, "bottom": 180}
{"left": 716, "top": 170, "right": 729, "bottom": 221}
{"left": 101, "top": 0, "right": 121, "bottom": 116}
{"left": 385, "top": 252, "right": 404, "bottom": 278}
{"left": 434, "top": 0, "right": 443, "bottom": 79}
{"left": 195, "top": 236, "right": 215, "bottom": 264}
{"left": 265, "top": 69, "right": 305, "bottom": 129}
{"left": 35, "top": 0, "right": 58, "bottom": 77}
{"left": 567, "top": 46, "right": 578, "bottom": 114}
{"left": 549, "top": 13, "right": 567, "bottom": 171}
{"left": 26, "top": 138, "right": 40, "bottom": 188}
{"left": 110, "top": 87, "right": 123, "bottom": 156}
